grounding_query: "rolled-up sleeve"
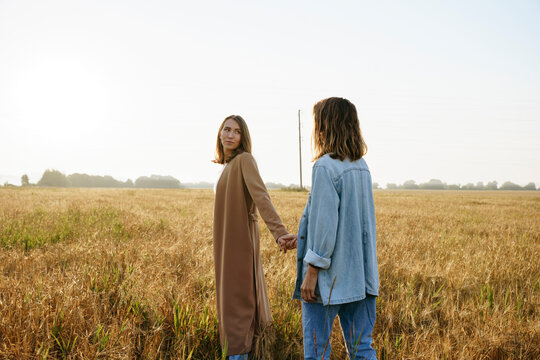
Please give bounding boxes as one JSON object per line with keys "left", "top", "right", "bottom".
{"left": 304, "top": 248, "right": 331, "bottom": 269}
{"left": 304, "top": 165, "right": 339, "bottom": 270}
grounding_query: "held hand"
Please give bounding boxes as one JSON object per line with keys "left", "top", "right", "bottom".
{"left": 277, "top": 233, "right": 297, "bottom": 254}
{"left": 301, "top": 265, "right": 319, "bottom": 302}
{"left": 286, "top": 236, "right": 297, "bottom": 250}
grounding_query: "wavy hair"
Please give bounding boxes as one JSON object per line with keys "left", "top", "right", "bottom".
{"left": 213, "top": 115, "right": 252, "bottom": 164}
{"left": 312, "top": 97, "right": 367, "bottom": 161}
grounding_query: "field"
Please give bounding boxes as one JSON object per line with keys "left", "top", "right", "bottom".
{"left": 0, "top": 188, "right": 539, "bottom": 359}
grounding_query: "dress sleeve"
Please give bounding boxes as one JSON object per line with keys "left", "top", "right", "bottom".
{"left": 239, "top": 153, "right": 288, "bottom": 241}
{"left": 304, "top": 165, "right": 339, "bottom": 270}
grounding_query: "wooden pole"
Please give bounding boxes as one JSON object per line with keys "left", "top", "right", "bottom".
{"left": 298, "top": 109, "right": 303, "bottom": 189}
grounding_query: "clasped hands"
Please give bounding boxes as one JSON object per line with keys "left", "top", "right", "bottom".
{"left": 277, "top": 233, "right": 317, "bottom": 302}
{"left": 277, "top": 233, "right": 297, "bottom": 254}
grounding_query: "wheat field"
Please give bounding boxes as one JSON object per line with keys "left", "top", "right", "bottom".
{"left": 0, "top": 188, "right": 538, "bottom": 359}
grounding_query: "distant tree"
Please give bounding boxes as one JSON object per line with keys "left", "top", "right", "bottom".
{"left": 475, "top": 182, "right": 485, "bottom": 190}
{"left": 124, "top": 179, "right": 134, "bottom": 187}
{"left": 500, "top": 181, "right": 522, "bottom": 190}
{"left": 68, "top": 173, "right": 129, "bottom": 188}
{"left": 386, "top": 183, "right": 400, "bottom": 190}
{"left": 372, "top": 182, "right": 380, "bottom": 190}
{"left": 448, "top": 184, "right": 460, "bottom": 190}
{"left": 135, "top": 175, "right": 181, "bottom": 189}
{"left": 265, "top": 182, "right": 287, "bottom": 189}
{"left": 38, "top": 169, "right": 71, "bottom": 187}
{"left": 419, "top": 179, "right": 447, "bottom": 190}
{"left": 461, "top": 183, "right": 476, "bottom": 190}
{"left": 523, "top": 182, "right": 536, "bottom": 191}
{"left": 21, "top": 174, "right": 30, "bottom": 186}
{"left": 486, "top": 181, "right": 498, "bottom": 190}
{"left": 402, "top": 180, "right": 419, "bottom": 189}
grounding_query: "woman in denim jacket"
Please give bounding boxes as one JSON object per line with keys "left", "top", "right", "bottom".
{"left": 292, "top": 97, "right": 379, "bottom": 360}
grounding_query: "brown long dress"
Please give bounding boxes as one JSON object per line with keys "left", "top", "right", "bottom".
{"left": 213, "top": 152, "right": 288, "bottom": 356}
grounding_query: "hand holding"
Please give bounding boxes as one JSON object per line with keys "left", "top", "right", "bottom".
{"left": 285, "top": 236, "right": 297, "bottom": 250}
{"left": 277, "top": 233, "right": 297, "bottom": 254}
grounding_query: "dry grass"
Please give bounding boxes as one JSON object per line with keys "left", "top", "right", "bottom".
{"left": 0, "top": 188, "right": 538, "bottom": 359}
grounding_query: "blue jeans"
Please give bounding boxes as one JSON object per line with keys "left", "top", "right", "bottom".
{"left": 229, "top": 354, "right": 248, "bottom": 360}
{"left": 302, "top": 295, "right": 377, "bottom": 360}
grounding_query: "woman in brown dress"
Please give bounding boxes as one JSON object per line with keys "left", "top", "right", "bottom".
{"left": 213, "top": 115, "right": 296, "bottom": 359}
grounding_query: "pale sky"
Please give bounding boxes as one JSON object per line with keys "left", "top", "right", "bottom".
{"left": 1, "top": 0, "right": 539, "bottom": 187}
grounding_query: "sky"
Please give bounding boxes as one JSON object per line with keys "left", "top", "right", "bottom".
{"left": 1, "top": 0, "right": 539, "bottom": 187}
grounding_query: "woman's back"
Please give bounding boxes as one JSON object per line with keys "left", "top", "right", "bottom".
{"left": 309, "top": 154, "right": 378, "bottom": 304}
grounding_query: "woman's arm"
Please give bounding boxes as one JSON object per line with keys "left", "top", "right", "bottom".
{"left": 239, "top": 153, "right": 289, "bottom": 241}
{"left": 303, "top": 165, "right": 339, "bottom": 269}
{"left": 300, "top": 165, "right": 339, "bottom": 302}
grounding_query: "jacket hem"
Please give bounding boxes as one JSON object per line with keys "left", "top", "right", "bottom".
{"left": 292, "top": 290, "right": 379, "bottom": 304}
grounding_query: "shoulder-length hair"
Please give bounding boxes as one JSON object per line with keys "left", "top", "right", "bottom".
{"left": 312, "top": 97, "right": 367, "bottom": 161}
{"left": 213, "top": 115, "right": 252, "bottom": 164}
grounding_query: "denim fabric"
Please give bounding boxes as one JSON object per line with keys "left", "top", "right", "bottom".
{"left": 293, "top": 155, "right": 379, "bottom": 305}
{"left": 228, "top": 354, "right": 248, "bottom": 360}
{"left": 302, "top": 296, "right": 377, "bottom": 360}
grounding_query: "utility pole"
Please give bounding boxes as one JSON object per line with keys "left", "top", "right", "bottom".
{"left": 298, "top": 110, "right": 303, "bottom": 189}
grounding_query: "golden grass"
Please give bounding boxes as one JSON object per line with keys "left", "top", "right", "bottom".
{"left": 0, "top": 188, "right": 538, "bottom": 359}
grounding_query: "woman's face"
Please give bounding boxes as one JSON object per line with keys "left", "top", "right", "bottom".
{"left": 220, "top": 119, "right": 242, "bottom": 155}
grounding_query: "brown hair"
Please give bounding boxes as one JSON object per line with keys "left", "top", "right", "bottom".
{"left": 213, "top": 115, "right": 252, "bottom": 164}
{"left": 312, "top": 97, "right": 367, "bottom": 161}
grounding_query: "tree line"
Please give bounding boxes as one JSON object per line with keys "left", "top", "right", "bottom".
{"left": 18, "top": 170, "right": 182, "bottom": 189}
{"left": 374, "top": 179, "right": 537, "bottom": 191}
{"left": 5, "top": 171, "right": 538, "bottom": 191}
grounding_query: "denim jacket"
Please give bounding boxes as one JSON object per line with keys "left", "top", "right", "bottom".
{"left": 293, "top": 154, "right": 379, "bottom": 305}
